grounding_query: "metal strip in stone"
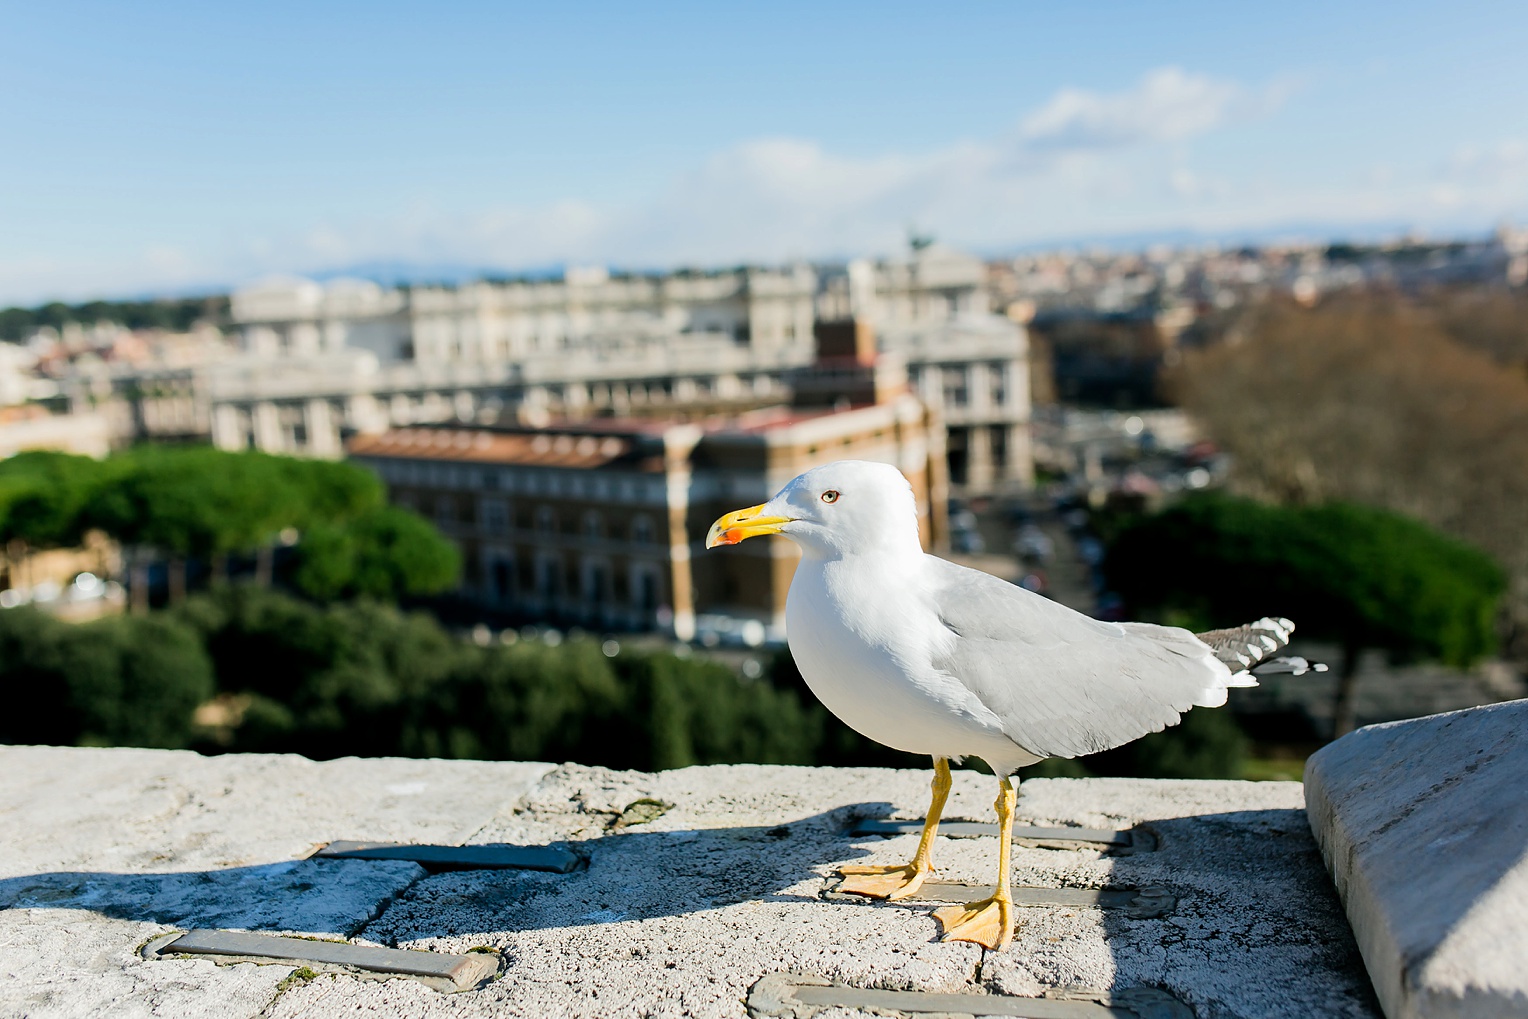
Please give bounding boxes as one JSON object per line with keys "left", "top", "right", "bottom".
{"left": 826, "top": 881, "right": 1176, "bottom": 918}
{"left": 313, "top": 840, "right": 578, "bottom": 873}
{"left": 748, "top": 972, "right": 1194, "bottom": 1019}
{"left": 156, "top": 930, "right": 497, "bottom": 990}
{"left": 850, "top": 819, "right": 1133, "bottom": 846}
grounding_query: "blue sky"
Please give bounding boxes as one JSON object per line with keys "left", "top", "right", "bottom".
{"left": 2, "top": 0, "right": 1526, "bottom": 304}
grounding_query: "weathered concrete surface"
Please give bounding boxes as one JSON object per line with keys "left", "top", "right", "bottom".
{"left": 0, "top": 745, "right": 553, "bottom": 872}
{"left": 0, "top": 746, "right": 1379, "bottom": 1018}
{"left": 0, "top": 746, "right": 551, "bottom": 1018}
{"left": 1305, "top": 699, "right": 1528, "bottom": 1019}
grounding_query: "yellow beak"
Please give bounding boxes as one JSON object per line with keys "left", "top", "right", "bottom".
{"left": 705, "top": 504, "right": 793, "bottom": 548}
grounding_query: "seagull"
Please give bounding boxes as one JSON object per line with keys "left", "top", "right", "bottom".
{"left": 705, "top": 460, "right": 1320, "bottom": 951}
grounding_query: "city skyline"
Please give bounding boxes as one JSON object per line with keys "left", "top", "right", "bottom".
{"left": 4, "top": 0, "right": 1527, "bottom": 305}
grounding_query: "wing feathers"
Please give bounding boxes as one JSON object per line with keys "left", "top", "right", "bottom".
{"left": 923, "top": 556, "right": 1273, "bottom": 760}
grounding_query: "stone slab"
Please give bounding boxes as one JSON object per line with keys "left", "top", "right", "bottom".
{"left": 158, "top": 929, "right": 498, "bottom": 989}
{"left": 826, "top": 881, "right": 1177, "bottom": 919}
{"left": 747, "top": 970, "right": 1194, "bottom": 1017}
{"left": 849, "top": 819, "right": 1134, "bottom": 847}
{"left": 1304, "top": 699, "right": 1528, "bottom": 1019}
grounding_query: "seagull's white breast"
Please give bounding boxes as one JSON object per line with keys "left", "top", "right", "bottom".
{"left": 785, "top": 554, "right": 1027, "bottom": 766}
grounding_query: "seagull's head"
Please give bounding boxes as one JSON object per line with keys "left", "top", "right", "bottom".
{"left": 705, "top": 460, "right": 923, "bottom": 559}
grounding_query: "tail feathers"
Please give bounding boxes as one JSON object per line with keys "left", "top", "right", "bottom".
{"left": 1251, "top": 655, "right": 1328, "bottom": 676}
{"left": 1196, "top": 616, "right": 1302, "bottom": 679}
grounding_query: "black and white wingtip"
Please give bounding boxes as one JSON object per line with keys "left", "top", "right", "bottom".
{"left": 1198, "top": 616, "right": 1299, "bottom": 674}
{"left": 1250, "top": 655, "right": 1328, "bottom": 677}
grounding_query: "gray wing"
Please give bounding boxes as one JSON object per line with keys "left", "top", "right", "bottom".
{"left": 923, "top": 555, "right": 1235, "bottom": 759}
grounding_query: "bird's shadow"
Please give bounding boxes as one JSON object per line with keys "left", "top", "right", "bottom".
{"left": 1, "top": 804, "right": 900, "bottom": 944}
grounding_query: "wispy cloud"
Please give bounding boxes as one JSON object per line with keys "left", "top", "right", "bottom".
{"left": 5, "top": 66, "right": 1523, "bottom": 305}
{"left": 1017, "top": 67, "right": 1251, "bottom": 150}
{"left": 1443, "top": 140, "right": 1528, "bottom": 188}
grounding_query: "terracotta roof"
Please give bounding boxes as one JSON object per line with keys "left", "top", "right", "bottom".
{"left": 347, "top": 427, "right": 638, "bottom": 469}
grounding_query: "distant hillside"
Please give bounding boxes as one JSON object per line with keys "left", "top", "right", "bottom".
{"left": 0, "top": 296, "right": 230, "bottom": 342}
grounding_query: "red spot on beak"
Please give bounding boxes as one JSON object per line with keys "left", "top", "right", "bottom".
{"left": 722, "top": 528, "right": 744, "bottom": 545}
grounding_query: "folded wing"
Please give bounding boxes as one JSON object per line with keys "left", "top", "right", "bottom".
{"left": 923, "top": 556, "right": 1252, "bottom": 760}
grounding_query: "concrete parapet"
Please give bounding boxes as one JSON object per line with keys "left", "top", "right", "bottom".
{"left": 1305, "top": 699, "right": 1528, "bottom": 1019}
{"left": 0, "top": 746, "right": 1378, "bottom": 1018}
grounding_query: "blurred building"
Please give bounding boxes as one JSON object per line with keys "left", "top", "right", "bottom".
{"left": 347, "top": 332, "right": 945, "bottom": 641}
{"left": 1027, "top": 304, "right": 1195, "bottom": 408}
{"left": 214, "top": 243, "right": 1031, "bottom": 494}
{"left": 0, "top": 405, "right": 113, "bottom": 459}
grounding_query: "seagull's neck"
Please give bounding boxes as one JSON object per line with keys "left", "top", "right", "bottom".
{"left": 810, "top": 544, "right": 927, "bottom": 577}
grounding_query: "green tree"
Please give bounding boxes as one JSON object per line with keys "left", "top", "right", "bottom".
{"left": 275, "top": 458, "right": 384, "bottom": 528}
{"left": 1173, "top": 293, "right": 1528, "bottom": 662}
{"left": 176, "top": 586, "right": 459, "bottom": 757}
{"left": 293, "top": 506, "right": 460, "bottom": 601}
{"left": 0, "top": 295, "right": 228, "bottom": 341}
{"left": 0, "top": 607, "right": 79, "bottom": 746}
{"left": 1106, "top": 494, "right": 1506, "bottom": 735}
{"left": 0, "top": 607, "right": 212, "bottom": 749}
{"left": 614, "top": 651, "right": 822, "bottom": 769}
{"left": 177, "top": 586, "right": 825, "bottom": 768}
{"left": 70, "top": 615, "right": 216, "bottom": 747}
{"left": 88, "top": 448, "right": 291, "bottom": 597}
{"left": 425, "top": 638, "right": 627, "bottom": 762}
{"left": 0, "top": 451, "right": 112, "bottom": 548}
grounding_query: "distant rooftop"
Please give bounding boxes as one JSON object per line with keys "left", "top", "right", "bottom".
{"left": 348, "top": 427, "right": 644, "bottom": 470}
{"left": 344, "top": 402, "right": 887, "bottom": 468}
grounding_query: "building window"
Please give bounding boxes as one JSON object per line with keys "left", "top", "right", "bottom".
{"left": 583, "top": 511, "right": 603, "bottom": 540}
{"left": 584, "top": 560, "right": 609, "bottom": 610}
{"left": 537, "top": 555, "right": 562, "bottom": 599}
{"left": 989, "top": 362, "right": 1008, "bottom": 408}
{"left": 434, "top": 496, "right": 455, "bottom": 530}
{"left": 631, "top": 515, "right": 654, "bottom": 544}
{"left": 536, "top": 506, "right": 556, "bottom": 534}
{"left": 632, "top": 567, "right": 659, "bottom": 613}
{"left": 488, "top": 556, "right": 515, "bottom": 602}
{"left": 943, "top": 366, "right": 969, "bottom": 408}
{"left": 947, "top": 427, "right": 969, "bottom": 487}
{"left": 481, "top": 498, "right": 510, "bottom": 535}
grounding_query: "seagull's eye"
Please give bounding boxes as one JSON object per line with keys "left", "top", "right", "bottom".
{"left": 821, "top": 490, "right": 840, "bottom": 504}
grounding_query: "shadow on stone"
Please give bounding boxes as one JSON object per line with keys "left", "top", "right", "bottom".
{"left": 0, "top": 805, "right": 893, "bottom": 941}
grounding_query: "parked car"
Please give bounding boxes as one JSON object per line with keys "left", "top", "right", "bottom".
{"left": 1014, "top": 524, "right": 1054, "bottom": 563}
{"left": 950, "top": 528, "right": 986, "bottom": 554}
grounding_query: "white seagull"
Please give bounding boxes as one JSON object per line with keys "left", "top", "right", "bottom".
{"left": 706, "top": 460, "right": 1317, "bottom": 951}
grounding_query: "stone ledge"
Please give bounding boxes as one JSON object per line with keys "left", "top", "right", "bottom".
{"left": 1304, "top": 699, "right": 1528, "bottom": 1019}
{"left": 1, "top": 745, "right": 1379, "bottom": 1018}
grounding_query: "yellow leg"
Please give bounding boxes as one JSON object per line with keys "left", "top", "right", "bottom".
{"left": 838, "top": 757, "right": 951, "bottom": 901}
{"left": 932, "top": 774, "right": 1017, "bottom": 951}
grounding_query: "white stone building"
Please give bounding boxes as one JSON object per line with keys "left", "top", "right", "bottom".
{"left": 195, "top": 245, "right": 1031, "bottom": 492}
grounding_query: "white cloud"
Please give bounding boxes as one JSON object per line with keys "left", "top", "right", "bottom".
{"left": 1018, "top": 67, "right": 1247, "bottom": 150}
